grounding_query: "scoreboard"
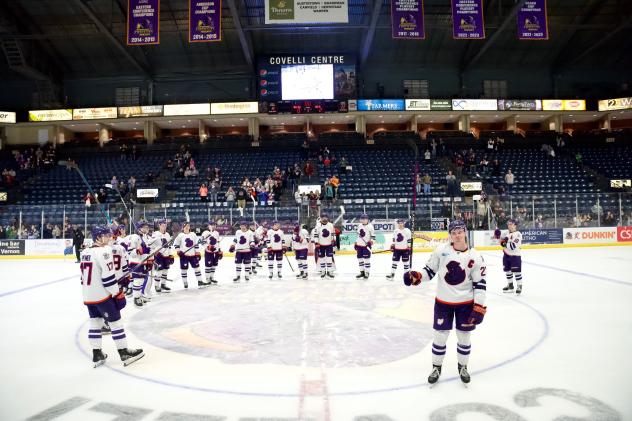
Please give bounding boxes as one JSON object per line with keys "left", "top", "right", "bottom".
{"left": 262, "top": 100, "right": 348, "bottom": 114}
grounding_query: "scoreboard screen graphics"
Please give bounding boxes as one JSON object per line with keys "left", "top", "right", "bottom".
{"left": 259, "top": 54, "right": 356, "bottom": 101}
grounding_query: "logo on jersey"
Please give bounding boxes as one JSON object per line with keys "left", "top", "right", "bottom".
{"left": 209, "top": 237, "right": 217, "bottom": 245}
{"left": 161, "top": 238, "right": 168, "bottom": 247}
{"left": 185, "top": 239, "right": 194, "bottom": 248}
{"left": 321, "top": 229, "right": 330, "bottom": 238}
{"left": 359, "top": 229, "right": 366, "bottom": 238}
{"left": 273, "top": 234, "right": 281, "bottom": 243}
{"left": 396, "top": 233, "right": 404, "bottom": 243}
{"left": 444, "top": 261, "right": 466, "bottom": 285}
{"left": 239, "top": 235, "right": 247, "bottom": 244}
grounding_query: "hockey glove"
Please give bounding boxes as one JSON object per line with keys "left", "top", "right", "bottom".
{"left": 114, "top": 291, "right": 127, "bottom": 310}
{"left": 403, "top": 270, "right": 422, "bottom": 286}
{"left": 229, "top": 244, "right": 235, "bottom": 253}
{"left": 177, "top": 251, "right": 185, "bottom": 259}
{"left": 500, "top": 237, "right": 508, "bottom": 248}
{"left": 467, "top": 304, "right": 487, "bottom": 326}
{"left": 218, "top": 250, "right": 223, "bottom": 260}
{"left": 493, "top": 228, "right": 501, "bottom": 239}
{"left": 367, "top": 241, "right": 373, "bottom": 249}
{"left": 390, "top": 244, "right": 395, "bottom": 251}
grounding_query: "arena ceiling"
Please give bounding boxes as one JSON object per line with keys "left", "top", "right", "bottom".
{"left": 0, "top": 0, "right": 630, "bottom": 83}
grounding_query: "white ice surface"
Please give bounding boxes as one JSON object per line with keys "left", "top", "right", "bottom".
{"left": 1, "top": 247, "right": 631, "bottom": 421}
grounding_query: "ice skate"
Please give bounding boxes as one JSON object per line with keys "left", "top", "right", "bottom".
{"left": 363, "top": 272, "right": 370, "bottom": 279}
{"left": 233, "top": 276, "right": 240, "bottom": 283}
{"left": 428, "top": 365, "right": 441, "bottom": 386}
{"left": 245, "top": 275, "right": 250, "bottom": 282}
{"left": 320, "top": 271, "right": 327, "bottom": 278}
{"left": 296, "top": 271, "right": 303, "bottom": 279}
{"left": 458, "top": 364, "right": 470, "bottom": 386}
{"left": 269, "top": 273, "right": 273, "bottom": 280}
{"left": 355, "top": 271, "right": 365, "bottom": 279}
{"left": 118, "top": 348, "right": 145, "bottom": 367}
{"left": 326, "top": 272, "right": 335, "bottom": 278}
{"left": 502, "top": 283, "right": 514, "bottom": 293}
{"left": 134, "top": 297, "right": 144, "bottom": 307}
{"left": 183, "top": 281, "right": 189, "bottom": 289}
{"left": 92, "top": 349, "right": 107, "bottom": 368}
{"left": 386, "top": 273, "right": 395, "bottom": 280}
{"left": 302, "top": 272, "right": 308, "bottom": 279}
{"left": 277, "top": 272, "right": 282, "bottom": 279}
{"left": 516, "top": 285, "right": 522, "bottom": 295}
{"left": 198, "top": 281, "right": 209, "bottom": 289}
{"left": 161, "top": 284, "right": 171, "bottom": 292}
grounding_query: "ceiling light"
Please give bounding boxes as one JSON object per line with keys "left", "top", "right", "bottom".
{"left": 182, "top": 126, "right": 185, "bottom": 128}
{"left": 273, "top": 117, "right": 277, "bottom": 120}
{"left": 232, "top": 124, "right": 235, "bottom": 127}
{"left": 281, "top": 123, "right": 285, "bottom": 125}
{"left": 593, "top": 115, "right": 597, "bottom": 117}
{"left": 398, "top": 115, "right": 402, "bottom": 118}
{"left": 213, "top": 119, "right": 217, "bottom": 122}
{"left": 239, "top": 118, "right": 244, "bottom": 121}
{"left": 473, "top": 121, "right": 477, "bottom": 123}
{"left": 495, "top": 115, "right": 498, "bottom": 118}
{"left": 379, "top": 115, "right": 383, "bottom": 118}
{"left": 319, "top": 116, "right": 323, "bottom": 119}
{"left": 168, "top": 120, "right": 172, "bottom": 123}
{"left": 292, "top": 116, "right": 297, "bottom": 119}
{"left": 380, "top": 121, "right": 384, "bottom": 123}
{"left": 429, "top": 120, "right": 434, "bottom": 123}
{"left": 187, "top": 120, "right": 191, "bottom": 122}
{"left": 569, "top": 114, "right": 573, "bottom": 117}
{"left": 331, "top": 122, "right": 335, "bottom": 124}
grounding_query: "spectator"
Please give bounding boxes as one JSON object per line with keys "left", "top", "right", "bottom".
{"left": 128, "top": 176, "right": 136, "bottom": 191}
{"left": 339, "top": 157, "right": 349, "bottom": 174}
{"left": 209, "top": 181, "right": 219, "bottom": 204}
{"left": 213, "top": 167, "right": 221, "bottom": 180}
{"left": 97, "top": 188, "right": 107, "bottom": 203}
{"left": 110, "top": 175, "right": 118, "bottom": 190}
{"left": 446, "top": 170, "right": 457, "bottom": 197}
{"left": 73, "top": 227, "right": 85, "bottom": 263}
{"left": 304, "top": 162, "right": 314, "bottom": 181}
{"left": 479, "top": 156, "right": 489, "bottom": 176}
{"left": 43, "top": 223, "right": 53, "bottom": 239}
{"left": 491, "top": 159, "right": 502, "bottom": 177}
{"left": 415, "top": 173, "right": 422, "bottom": 195}
{"left": 118, "top": 181, "right": 128, "bottom": 198}
{"left": 131, "top": 145, "right": 138, "bottom": 160}
{"left": 591, "top": 201, "right": 603, "bottom": 219}
{"left": 165, "top": 159, "right": 174, "bottom": 171}
{"left": 184, "top": 167, "right": 194, "bottom": 178}
{"left": 504, "top": 169, "right": 514, "bottom": 193}
{"left": 199, "top": 183, "right": 208, "bottom": 202}
{"left": 431, "top": 140, "right": 437, "bottom": 158}
{"left": 575, "top": 152, "right": 583, "bottom": 169}
{"left": 225, "top": 187, "right": 236, "bottom": 207}
{"left": 120, "top": 144, "right": 128, "bottom": 160}
{"left": 272, "top": 180, "right": 283, "bottom": 203}
{"left": 236, "top": 186, "right": 248, "bottom": 214}
{"left": 329, "top": 175, "right": 340, "bottom": 198}
{"left": 324, "top": 181, "right": 334, "bottom": 202}
{"left": 323, "top": 156, "right": 331, "bottom": 167}
{"left": 294, "top": 189, "right": 302, "bottom": 205}
{"left": 487, "top": 138, "right": 495, "bottom": 151}
{"left": 422, "top": 173, "right": 432, "bottom": 195}
{"left": 0, "top": 225, "right": 5, "bottom": 239}
{"left": 145, "top": 171, "right": 155, "bottom": 183}
{"left": 52, "top": 225, "right": 61, "bottom": 239}
{"left": 84, "top": 191, "right": 94, "bottom": 207}
{"left": 534, "top": 215, "right": 544, "bottom": 229}
{"left": 424, "top": 149, "right": 431, "bottom": 163}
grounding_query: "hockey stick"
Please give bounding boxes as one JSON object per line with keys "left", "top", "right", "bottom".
{"left": 406, "top": 138, "right": 420, "bottom": 276}
{"left": 105, "top": 183, "right": 134, "bottom": 225}
{"left": 59, "top": 160, "right": 112, "bottom": 225}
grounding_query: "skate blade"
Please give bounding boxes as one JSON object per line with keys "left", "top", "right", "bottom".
{"left": 123, "top": 352, "right": 145, "bottom": 367}
{"left": 461, "top": 380, "right": 470, "bottom": 388}
{"left": 428, "top": 381, "right": 439, "bottom": 388}
{"left": 93, "top": 355, "right": 108, "bottom": 368}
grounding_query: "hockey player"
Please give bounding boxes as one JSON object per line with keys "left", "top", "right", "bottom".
{"left": 387, "top": 218, "right": 412, "bottom": 280}
{"left": 230, "top": 220, "right": 254, "bottom": 282}
{"left": 404, "top": 219, "right": 487, "bottom": 386}
{"left": 313, "top": 214, "right": 336, "bottom": 278}
{"left": 127, "top": 220, "right": 151, "bottom": 307}
{"left": 81, "top": 226, "right": 144, "bottom": 368}
{"left": 114, "top": 224, "right": 130, "bottom": 251}
{"left": 291, "top": 224, "right": 310, "bottom": 279}
{"left": 266, "top": 221, "right": 286, "bottom": 279}
{"left": 150, "top": 219, "right": 173, "bottom": 294}
{"left": 201, "top": 220, "right": 222, "bottom": 284}
{"left": 354, "top": 213, "right": 375, "bottom": 279}
{"left": 98, "top": 225, "right": 131, "bottom": 335}
{"left": 495, "top": 219, "right": 523, "bottom": 295}
{"left": 174, "top": 222, "right": 207, "bottom": 289}
{"left": 250, "top": 221, "right": 264, "bottom": 275}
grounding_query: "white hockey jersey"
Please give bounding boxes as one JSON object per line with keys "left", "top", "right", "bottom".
{"left": 292, "top": 228, "right": 310, "bottom": 250}
{"left": 110, "top": 243, "right": 129, "bottom": 282}
{"left": 502, "top": 230, "right": 523, "bottom": 256}
{"left": 418, "top": 243, "right": 487, "bottom": 306}
{"left": 254, "top": 226, "right": 267, "bottom": 247}
{"left": 392, "top": 228, "right": 412, "bottom": 250}
{"left": 174, "top": 232, "right": 200, "bottom": 256}
{"left": 312, "top": 222, "right": 335, "bottom": 246}
{"left": 355, "top": 223, "right": 375, "bottom": 247}
{"left": 266, "top": 228, "right": 286, "bottom": 251}
{"left": 234, "top": 229, "right": 254, "bottom": 252}
{"left": 149, "top": 230, "right": 172, "bottom": 257}
{"left": 116, "top": 235, "right": 130, "bottom": 251}
{"left": 201, "top": 229, "right": 221, "bottom": 252}
{"left": 127, "top": 233, "right": 150, "bottom": 263}
{"left": 80, "top": 245, "right": 119, "bottom": 304}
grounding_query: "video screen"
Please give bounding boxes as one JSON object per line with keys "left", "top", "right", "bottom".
{"left": 281, "top": 64, "right": 334, "bottom": 100}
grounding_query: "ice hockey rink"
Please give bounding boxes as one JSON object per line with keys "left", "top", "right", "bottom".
{"left": 1, "top": 246, "right": 631, "bottom": 421}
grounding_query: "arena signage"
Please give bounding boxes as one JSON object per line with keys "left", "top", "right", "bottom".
{"left": 451, "top": 0, "right": 485, "bottom": 39}
{"left": 127, "top": 0, "right": 160, "bottom": 45}
{"left": 541, "top": 99, "right": 563, "bottom": 111}
{"left": 0, "top": 111, "right": 16, "bottom": 124}
{"left": 405, "top": 99, "right": 431, "bottom": 111}
{"left": 163, "top": 103, "right": 211, "bottom": 116}
{"left": 28, "top": 109, "right": 73, "bottom": 122}
{"left": 357, "top": 99, "right": 405, "bottom": 111}
{"left": 211, "top": 102, "right": 259, "bottom": 115}
{"left": 517, "top": 0, "right": 549, "bottom": 40}
{"left": 497, "top": 99, "right": 542, "bottom": 111}
{"left": 617, "top": 226, "right": 632, "bottom": 242}
{"left": 72, "top": 107, "right": 118, "bottom": 120}
{"left": 598, "top": 96, "right": 632, "bottom": 111}
{"left": 264, "top": 0, "right": 348, "bottom": 24}
{"left": 610, "top": 179, "right": 631, "bottom": 188}
{"left": 460, "top": 181, "right": 482, "bottom": 191}
{"left": 0, "top": 239, "right": 25, "bottom": 256}
{"left": 563, "top": 227, "right": 617, "bottom": 244}
{"left": 391, "top": 0, "right": 425, "bottom": 39}
{"left": 118, "top": 105, "right": 163, "bottom": 118}
{"left": 542, "top": 99, "right": 586, "bottom": 111}
{"left": 430, "top": 99, "right": 452, "bottom": 110}
{"left": 451, "top": 99, "right": 498, "bottom": 111}
{"left": 189, "top": 0, "right": 222, "bottom": 42}
{"left": 136, "top": 188, "right": 159, "bottom": 198}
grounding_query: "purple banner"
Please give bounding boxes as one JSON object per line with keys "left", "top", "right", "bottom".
{"left": 391, "top": 0, "right": 425, "bottom": 39}
{"left": 127, "top": 0, "right": 160, "bottom": 45}
{"left": 451, "top": 0, "right": 485, "bottom": 39}
{"left": 189, "top": 0, "right": 222, "bottom": 42}
{"left": 517, "top": 0, "right": 548, "bottom": 40}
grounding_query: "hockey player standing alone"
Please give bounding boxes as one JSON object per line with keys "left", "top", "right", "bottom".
{"left": 230, "top": 220, "right": 254, "bottom": 282}
{"left": 312, "top": 214, "right": 336, "bottom": 278}
{"left": 386, "top": 218, "right": 412, "bottom": 280}
{"left": 174, "top": 222, "right": 207, "bottom": 289}
{"left": 404, "top": 220, "right": 487, "bottom": 386}
{"left": 495, "top": 219, "right": 523, "bottom": 295}
{"left": 81, "top": 226, "right": 144, "bottom": 368}
{"left": 354, "top": 213, "right": 375, "bottom": 279}
{"left": 266, "top": 221, "right": 286, "bottom": 279}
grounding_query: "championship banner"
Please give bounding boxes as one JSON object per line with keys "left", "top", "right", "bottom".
{"left": 598, "top": 97, "right": 632, "bottom": 112}
{"left": 451, "top": 0, "right": 485, "bottom": 39}
{"left": 127, "top": 0, "right": 160, "bottom": 45}
{"left": 517, "top": 0, "right": 548, "bottom": 40}
{"left": 264, "top": 0, "right": 348, "bottom": 24}
{"left": 189, "top": 0, "right": 221, "bottom": 42}
{"left": 391, "top": 0, "right": 425, "bottom": 39}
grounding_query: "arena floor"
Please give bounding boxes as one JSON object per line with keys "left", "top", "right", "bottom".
{"left": 1, "top": 246, "right": 631, "bottom": 421}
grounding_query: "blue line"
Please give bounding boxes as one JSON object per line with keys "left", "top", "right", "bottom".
{"left": 73, "top": 291, "right": 549, "bottom": 397}
{"left": 483, "top": 252, "right": 632, "bottom": 287}
{"left": 0, "top": 275, "right": 78, "bottom": 299}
